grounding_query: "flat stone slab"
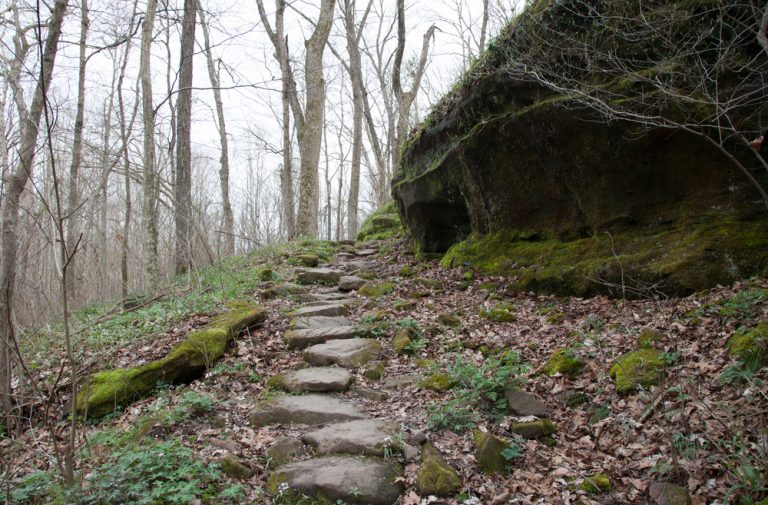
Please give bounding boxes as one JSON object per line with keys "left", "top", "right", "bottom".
{"left": 249, "top": 394, "right": 367, "bottom": 427}
{"left": 288, "top": 303, "right": 349, "bottom": 318}
{"left": 268, "top": 456, "right": 403, "bottom": 505}
{"left": 301, "top": 419, "right": 402, "bottom": 457}
{"left": 307, "top": 292, "right": 350, "bottom": 302}
{"left": 296, "top": 268, "right": 343, "bottom": 285}
{"left": 273, "top": 367, "right": 353, "bottom": 393}
{"left": 355, "top": 249, "right": 378, "bottom": 257}
{"left": 285, "top": 326, "right": 363, "bottom": 349}
{"left": 339, "top": 275, "right": 366, "bottom": 291}
{"left": 305, "top": 298, "right": 360, "bottom": 308}
{"left": 304, "top": 338, "right": 381, "bottom": 368}
{"left": 506, "top": 389, "right": 548, "bottom": 417}
{"left": 291, "top": 316, "right": 351, "bottom": 329}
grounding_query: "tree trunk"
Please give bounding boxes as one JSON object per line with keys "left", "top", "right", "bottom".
{"left": 140, "top": 0, "right": 159, "bottom": 288}
{"left": 0, "top": 0, "right": 69, "bottom": 432}
{"left": 66, "top": 0, "right": 89, "bottom": 301}
{"left": 174, "top": 0, "right": 197, "bottom": 275}
{"left": 198, "top": 4, "right": 234, "bottom": 257}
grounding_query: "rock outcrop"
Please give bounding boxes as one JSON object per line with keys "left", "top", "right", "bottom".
{"left": 392, "top": 1, "right": 768, "bottom": 296}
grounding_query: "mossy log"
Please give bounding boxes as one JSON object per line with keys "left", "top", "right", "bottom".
{"left": 76, "top": 302, "right": 267, "bottom": 419}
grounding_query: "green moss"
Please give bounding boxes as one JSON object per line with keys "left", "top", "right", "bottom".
{"left": 420, "top": 373, "right": 455, "bottom": 391}
{"left": 267, "top": 373, "right": 287, "bottom": 390}
{"left": 609, "top": 349, "right": 665, "bottom": 395}
{"left": 543, "top": 348, "right": 584, "bottom": 377}
{"left": 356, "top": 201, "right": 405, "bottom": 242}
{"left": 511, "top": 419, "right": 556, "bottom": 439}
{"left": 727, "top": 322, "right": 768, "bottom": 368}
{"left": 580, "top": 474, "right": 611, "bottom": 495}
{"left": 439, "top": 219, "right": 768, "bottom": 297}
{"left": 258, "top": 268, "right": 274, "bottom": 281}
{"left": 438, "top": 313, "right": 461, "bottom": 327}
{"left": 218, "top": 454, "right": 255, "bottom": 480}
{"left": 394, "top": 300, "right": 417, "bottom": 311}
{"left": 359, "top": 281, "right": 395, "bottom": 298}
{"left": 479, "top": 303, "right": 516, "bottom": 322}
{"left": 416, "top": 444, "right": 461, "bottom": 497}
{"left": 473, "top": 429, "right": 510, "bottom": 475}
{"left": 414, "top": 277, "right": 444, "bottom": 289}
{"left": 362, "top": 362, "right": 385, "bottom": 381}
{"left": 637, "top": 329, "right": 665, "bottom": 349}
{"left": 391, "top": 328, "right": 413, "bottom": 355}
{"left": 399, "top": 265, "right": 415, "bottom": 277}
{"left": 76, "top": 304, "right": 266, "bottom": 418}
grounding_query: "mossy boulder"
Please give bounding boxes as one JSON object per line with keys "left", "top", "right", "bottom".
{"left": 391, "top": 328, "right": 413, "bottom": 354}
{"left": 727, "top": 322, "right": 768, "bottom": 368}
{"left": 649, "top": 482, "right": 692, "bottom": 505}
{"left": 609, "top": 349, "right": 665, "bottom": 395}
{"left": 542, "top": 348, "right": 584, "bottom": 377}
{"left": 258, "top": 267, "right": 274, "bottom": 281}
{"left": 218, "top": 454, "right": 255, "bottom": 480}
{"left": 416, "top": 444, "right": 461, "bottom": 497}
{"left": 359, "top": 281, "right": 395, "bottom": 298}
{"left": 420, "top": 373, "right": 454, "bottom": 392}
{"left": 473, "top": 429, "right": 511, "bottom": 475}
{"left": 637, "top": 329, "right": 665, "bottom": 349}
{"left": 356, "top": 201, "right": 405, "bottom": 242}
{"left": 294, "top": 254, "right": 320, "bottom": 267}
{"left": 511, "top": 419, "right": 556, "bottom": 439}
{"left": 394, "top": 300, "right": 417, "bottom": 311}
{"left": 76, "top": 304, "right": 267, "bottom": 418}
{"left": 414, "top": 277, "right": 444, "bottom": 290}
{"left": 362, "top": 361, "right": 386, "bottom": 381}
{"left": 437, "top": 313, "right": 461, "bottom": 327}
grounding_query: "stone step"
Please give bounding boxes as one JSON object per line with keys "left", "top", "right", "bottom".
{"left": 306, "top": 292, "right": 349, "bottom": 302}
{"left": 304, "top": 338, "right": 381, "bottom": 368}
{"left": 249, "top": 394, "right": 367, "bottom": 427}
{"left": 355, "top": 249, "right": 377, "bottom": 257}
{"left": 270, "top": 367, "right": 353, "bottom": 393}
{"left": 301, "top": 419, "right": 402, "bottom": 457}
{"left": 267, "top": 456, "right": 403, "bottom": 505}
{"left": 285, "top": 325, "right": 363, "bottom": 349}
{"left": 338, "top": 275, "right": 366, "bottom": 291}
{"left": 303, "top": 298, "right": 360, "bottom": 308}
{"left": 296, "top": 268, "right": 343, "bottom": 285}
{"left": 291, "top": 316, "right": 351, "bottom": 329}
{"left": 288, "top": 303, "right": 349, "bottom": 318}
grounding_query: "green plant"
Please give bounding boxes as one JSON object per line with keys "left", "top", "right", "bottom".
{"left": 248, "top": 372, "right": 262, "bottom": 383}
{"left": 671, "top": 433, "right": 706, "bottom": 459}
{"left": 394, "top": 318, "right": 421, "bottom": 336}
{"left": 660, "top": 351, "right": 680, "bottom": 366}
{"left": 500, "top": 439, "right": 525, "bottom": 463}
{"left": 427, "top": 398, "right": 478, "bottom": 432}
{"left": 403, "top": 338, "right": 428, "bottom": 351}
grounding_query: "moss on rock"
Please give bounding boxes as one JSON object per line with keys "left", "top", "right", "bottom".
{"left": 543, "top": 348, "right": 584, "bottom": 377}
{"left": 420, "top": 373, "right": 454, "bottom": 391}
{"left": 359, "top": 281, "right": 395, "bottom": 298}
{"left": 609, "top": 348, "right": 665, "bottom": 395}
{"left": 727, "top": 322, "right": 768, "bottom": 368}
{"left": 637, "top": 329, "right": 665, "bottom": 349}
{"left": 357, "top": 201, "right": 405, "bottom": 242}
{"left": 416, "top": 444, "right": 461, "bottom": 496}
{"left": 392, "top": 328, "right": 413, "bottom": 355}
{"left": 473, "top": 429, "right": 511, "bottom": 475}
{"left": 580, "top": 474, "right": 612, "bottom": 495}
{"left": 362, "top": 362, "right": 386, "bottom": 381}
{"left": 479, "top": 303, "right": 516, "bottom": 322}
{"left": 76, "top": 304, "right": 267, "bottom": 418}
{"left": 511, "top": 419, "right": 556, "bottom": 439}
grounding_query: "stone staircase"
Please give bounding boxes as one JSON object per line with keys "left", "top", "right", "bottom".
{"left": 249, "top": 245, "right": 410, "bottom": 505}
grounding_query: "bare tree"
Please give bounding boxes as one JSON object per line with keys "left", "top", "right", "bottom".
{"left": 256, "top": 0, "right": 336, "bottom": 237}
{"left": 174, "top": 0, "right": 197, "bottom": 274}
{"left": 198, "top": 3, "right": 234, "bottom": 257}
{"left": 140, "top": 0, "right": 159, "bottom": 287}
{"left": 0, "top": 0, "right": 69, "bottom": 433}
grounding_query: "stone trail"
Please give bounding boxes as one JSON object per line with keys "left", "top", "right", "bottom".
{"left": 248, "top": 244, "right": 410, "bottom": 505}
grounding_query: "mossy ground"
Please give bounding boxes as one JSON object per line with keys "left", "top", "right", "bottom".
{"left": 609, "top": 349, "right": 665, "bottom": 394}
{"left": 727, "top": 322, "right": 768, "bottom": 368}
{"left": 542, "top": 348, "right": 584, "bottom": 377}
{"left": 356, "top": 201, "right": 406, "bottom": 242}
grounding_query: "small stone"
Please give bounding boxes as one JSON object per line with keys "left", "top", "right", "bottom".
{"left": 296, "top": 268, "right": 343, "bottom": 285}
{"left": 362, "top": 361, "right": 386, "bottom": 380}
{"left": 262, "top": 283, "right": 309, "bottom": 299}
{"left": 266, "top": 437, "right": 304, "bottom": 466}
{"left": 382, "top": 373, "right": 421, "bottom": 390}
{"left": 416, "top": 443, "right": 461, "bottom": 497}
{"left": 414, "top": 277, "right": 444, "bottom": 290}
{"left": 392, "top": 328, "right": 413, "bottom": 354}
{"left": 218, "top": 454, "right": 255, "bottom": 479}
{"left": 359, "top": 281, "right": 395, "bottom": 298}
{"left": 543, "top": 348, "right": 584, "bottom": 377}
{"left": 339, "top": 275, "right": 366, "bottom": 291}
{"left": 303, "top": 338, "right": 382, "bottom": 368}
{"left": 355, "top": 248, "right": 378, "bottom": 256}
{"left": 295, "top": 254, "right": 320, "bottom": 267}
{"left": 609, "top": 349, "right": 664, "bottom": 395}
{"left": 394, "top": 300, "right": 417, "bottom": 311}
{"left": 408, "top": 431, "right": 427, "bottom": 446}
{"left": 505, "top": 389, "right": 548, "bottom": 417}
{"left": 473, "top": 430, "right": 511, "bottom": 475}
{"left": 649, "top": 482, "right": 692, "bottom": 505}
{"left": 352, "top": 385, "right": 389, "bottom": 401}
{"left": 511, "top": 419, "right": 556, "bottom": 439}
{"left": 403, "top": 443, "right": 420, "bottom": 462}
{"left": 288, "top": 303, "right": 349, "bottom": 318}
{"left": 420, "top": 373, "right": 454, "bottom": 391}
{"left": 437, "top": 313, "right": 461, "bottom": 327}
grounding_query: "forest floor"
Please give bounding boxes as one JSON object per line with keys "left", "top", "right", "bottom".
{"left": 2, "top": 236, "right": 767, "bottom": 505}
